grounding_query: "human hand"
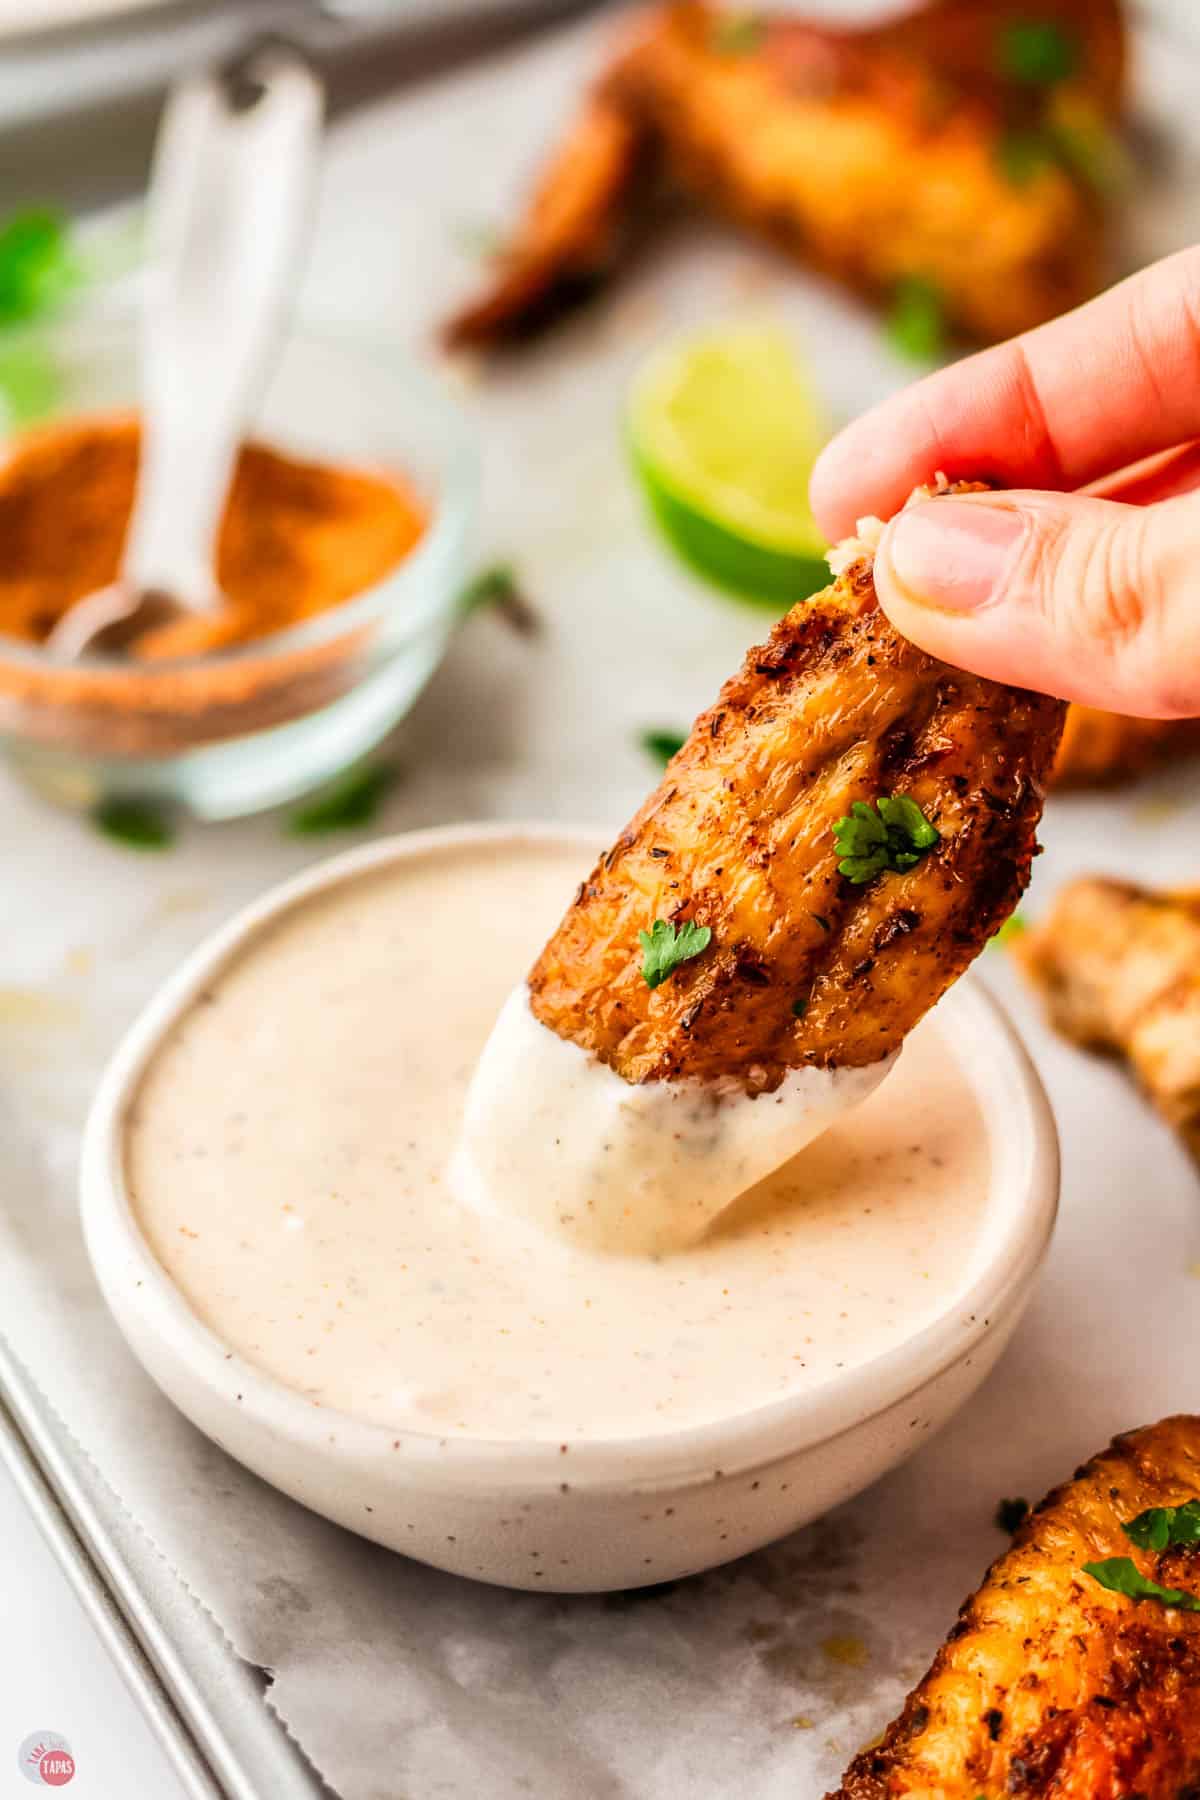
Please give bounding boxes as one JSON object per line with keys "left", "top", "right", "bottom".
{"left": 810, "top": 247, "right": 1200, "bottom": 719}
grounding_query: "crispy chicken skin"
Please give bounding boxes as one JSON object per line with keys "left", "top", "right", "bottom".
{"left": 1052, "top": 706, "right": 1200, "bottom": 788}
{"left": 528, "top": 484, "right": 1064, "bottom": 1089}
{"left": 831, "top": 1416, "right": 1200, "bottom": 1800}
{"left": 1017, "top": 876, "right": 1200, "bottom": 1162}
{"left": 444, "top": 0, "right": 1126, "bottom": 351}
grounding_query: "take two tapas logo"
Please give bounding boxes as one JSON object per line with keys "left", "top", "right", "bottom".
{"left": 16, "top": 1731, "right": 76, "bottom": 1787}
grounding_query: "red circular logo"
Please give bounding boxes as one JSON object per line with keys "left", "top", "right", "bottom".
{"left": 16, "top": 1734, "right": 75, "bottom": 1788}
{"left": 37, "top": 1751, "right": 75, "bottom": 1788}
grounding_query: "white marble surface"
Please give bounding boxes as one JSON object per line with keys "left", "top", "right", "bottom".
{"left": 2, "top": 4, "right": 1200, "bottom": 1797}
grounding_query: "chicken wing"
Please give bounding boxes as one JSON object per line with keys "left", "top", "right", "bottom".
{"left": 528, "top": 481, "right": 1065, "bottom": 1089}
{"left": 445, "top": 0, "right": 1126, "bottom": 351}
{"left": 1017, "top": 875, "right": 1200, "bottom": 1162}
{"left": 1052, "top": 705, "right": 1200, "bottom": 788}
{"left": 831, "top": 1416, "right": 1200, "bottom": 1800}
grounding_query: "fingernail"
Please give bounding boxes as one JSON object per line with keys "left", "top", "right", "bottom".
{"left": 881, "top": 499, "right": 1027, "bottom": 613}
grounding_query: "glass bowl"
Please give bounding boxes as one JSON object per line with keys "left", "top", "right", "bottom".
{"left": 0, "top": 307, "right": 478, "bottom": 820}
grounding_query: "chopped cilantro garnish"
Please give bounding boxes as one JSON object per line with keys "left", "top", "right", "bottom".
{"left": 710, "top": 11, "right": 764, "bottom": 54}
{"left": 0, "top": 208, "right": 80, "bottom": 325}
{"left": 1123, "top": 1499, "right": 1200, "bottom": 1552}
{"left": 791, "top": 996, "right": 809, "bottom": 1019}
{"left": 286, "top": 762, "right": 397, "bottom": 836}
{"left": 1083, "top": 1556, "right": 1200, "bottom": 1612}
{"left": 994, "top": 1495, "right": 1029, "bottom": 1534}
{"left": 93, "top": 796, "right": 174, "bottom": 851}
{"left": 639, "top": 918, "right": 712, "bottom": 989}
{"left": 886, "top": 276, "right": 946, "bottom": 362}
{"left": 833, "top": 796, "right": 940, "bottom": 884}
{"left": 639, "top": 727, "right": 688, "bottom": 766}
{"left": 996, "top": 128, "right": 1057, "bottom": 187}
{"left": 457, "top": 563, "right": 539, "bottom": 635}
{"left": 998, "top": 20, "right": 1078, "bottom": 86}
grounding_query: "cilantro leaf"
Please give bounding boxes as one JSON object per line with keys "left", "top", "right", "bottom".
{"left": 92, "top": 796, "right": 174, "bottom": 851}
{"left": 791, "top": 995, "right": 809, "bottom": 1018}
{"left": 457, "top": 563, "right": 539, "bottom": 635}
{"left": 886, "top": 276, "right": 945, "bottom": 362}
{"left": 639, "top": 918, "right": 712, "bottom": 989}
{"left": 710, "top": 12, "right": 764, "bottom": 54}
{"left": 996, "top": 127, "right": 1057, "bottom": 187}
{"left": 1123, "top": 1499, "right": 1200, "bottom": 1552}
{"left": 998, "top": 20, "right": 1079, "bottom": 87}
{"left": 0, "top": 208, "right": 80, "bottom": 325}
{"left": 833, "top": 795, "right": 940, "bottom": 884}
{"left": 286, "top": 762, "right": 397, "bottom": 836}
{"left": 639, "top": 727, "right": 688, "bottom": 767}
{"left": 1082, "top": 1557, "right": 1200, "bottom": 1612}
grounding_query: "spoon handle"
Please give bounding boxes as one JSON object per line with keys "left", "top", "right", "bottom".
{"left": 124, "top": 45, "right": 324, "bottom": 608}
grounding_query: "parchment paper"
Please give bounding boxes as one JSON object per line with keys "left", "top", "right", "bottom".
{"left": 4, "top": 7, "right": 1200, "bottom": 1796}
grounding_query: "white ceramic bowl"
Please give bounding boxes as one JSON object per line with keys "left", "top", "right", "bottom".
{"left": 81, "top": 824, "right": 1059, "bottom": 1593}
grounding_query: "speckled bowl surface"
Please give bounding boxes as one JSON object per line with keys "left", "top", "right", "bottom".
{"left": 81, "top": 824, "right": 1059, "bottom": 1593}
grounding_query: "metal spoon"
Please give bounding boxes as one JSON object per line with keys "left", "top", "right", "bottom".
{"left": 47, "top": 42, "right": 323, "bottom": 659}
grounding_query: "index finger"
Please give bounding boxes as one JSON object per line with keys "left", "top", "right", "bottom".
{"left": 810, "top": 245, "right": 1200, "bottom": 542}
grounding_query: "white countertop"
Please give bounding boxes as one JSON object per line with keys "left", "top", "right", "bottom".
{"left": 0, "top": 1462, "right": 187, "bottom": 1799}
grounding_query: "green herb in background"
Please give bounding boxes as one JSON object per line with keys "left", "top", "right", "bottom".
{"left": 886, "top": 276, "right": 946, "bottom": 363}
{"left": 1123, "top": 1499, "right": 1200, "bottom": 1552}
{"left": 991, "top": 912, "right": 1029, "bottom": 948}
{"left": 0, "top": 343, "right": 61, "bottom": 425}
{"left": 1051, "top": 115, "right": 1129, "bottom": 197}
{"left": 998, "top": 20, "right": 1079, "bottom": 87}
{"left": 452, "top": 219, "right": 506, "bottom": 260}
{"left": 1082, "top": 1556, "right": 1200, "bottom": 1612}
{"left": 994, "top": 1495, "right": 1029, "bottom": 1534}
{"left": 0, "top": 209, "right": 80, "bottom": 326}
{"left": 996, "top": 128, "right": 1057, "bottom": 188}
{"left": 458, "top": 563, "right": 540, "bottom": 636}
{"left": 710, "top": 11, "right": 764, "bottom": 55}
{"left": 639, "top": 917, "right": 712, "bottom": 989}
{"left": 833, "top": 795, "right": 940, "bottom": 884}
{"left": 639, "top": 727, "right": 688, "bottom": 766}
{"left": 286, "top": 762, "right": 398, "bottom": 836}
{"left": 996, "top": 119, "right": 1127, "bottom": 198}
{"left": 92, "top": 796, "right": 175, "bottom": 851}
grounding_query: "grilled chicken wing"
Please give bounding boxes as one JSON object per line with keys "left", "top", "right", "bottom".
{"left": 1052, "top": 706, "right": 1200, "bottom": 788}
{"left": 832, "top": 1416, "right": 1200, "bottom": 1800}
{"left": 1017, "top": 876, "right": 1200, "bottom": 1162}
{"left": 528, "top": 482, "right": 1064, "bottom": 1089}
{"left": 445, "top": 0, "right": 1126, "bottom": 351}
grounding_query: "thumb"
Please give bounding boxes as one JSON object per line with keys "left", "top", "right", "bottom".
{"left": 872, "top": 488, "right": 1200, "bottom": 718}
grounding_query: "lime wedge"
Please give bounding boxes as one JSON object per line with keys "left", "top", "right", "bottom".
{"left": 628, "top": 324, "right": 830, "bottom": 606}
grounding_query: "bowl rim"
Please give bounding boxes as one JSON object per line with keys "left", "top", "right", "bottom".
{"left": 81, "top": 820, "right": 1060, "bottom": 1494}
{"left": 0, "top": 308, "right": 480, "bottom": 678}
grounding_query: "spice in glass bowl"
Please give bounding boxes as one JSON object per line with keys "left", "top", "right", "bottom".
{"left": 0, "top": 413, "right": 427, "bottom": 658}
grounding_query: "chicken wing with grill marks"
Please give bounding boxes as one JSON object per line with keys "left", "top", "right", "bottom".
{"left": 528, "top": 482, "right": 1064, "bottom": 1089}
{"left": 1017, "top": 875, "right": 1200, "bottom": 1162}
{"left": 831, "top": 1416, "right": 1200, "bottom": 1800}
{"left": 444, "top": 0, "right": 1127, "bottom": 351}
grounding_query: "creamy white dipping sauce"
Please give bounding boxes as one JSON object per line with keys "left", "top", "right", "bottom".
{"left": 456, "top": 988, "right": 893, "bottom": 1256}
{"left": 125, "top": 837, "right": 993, "bottom": 1444}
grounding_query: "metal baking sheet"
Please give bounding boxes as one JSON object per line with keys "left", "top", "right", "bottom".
{"left": 0, "top": 1332, "right": 329, "bottom": 1800}
{"left": 1, "top": 4, "right": 1199, "bottom": 1798}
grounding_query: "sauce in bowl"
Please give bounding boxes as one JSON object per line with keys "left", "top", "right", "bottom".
{"left": 125, "top": 834, "right": 994, "bottom": 1444}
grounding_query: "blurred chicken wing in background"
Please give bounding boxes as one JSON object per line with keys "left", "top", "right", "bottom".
{"left": 446, "top": 0, "right": 1127, "bottom": 351}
